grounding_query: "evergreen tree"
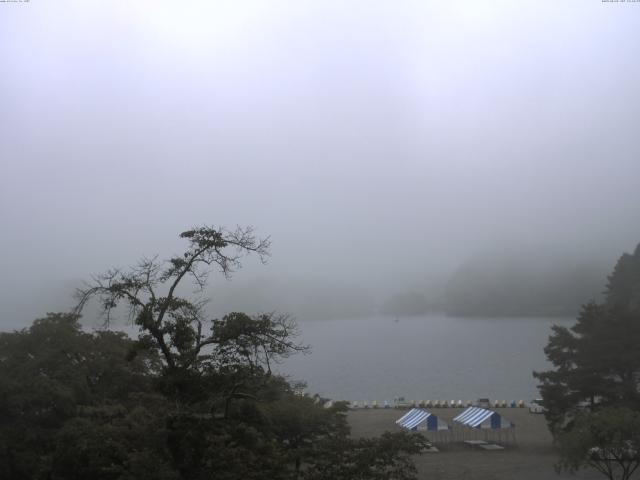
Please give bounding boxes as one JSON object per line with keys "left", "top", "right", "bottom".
{"left": 535, "top": 243, "right": 640, "bottom": 479}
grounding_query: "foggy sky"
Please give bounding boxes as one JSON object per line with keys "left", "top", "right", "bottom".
{"left": 1, "top": 1, "right": 640, "bottom": 327}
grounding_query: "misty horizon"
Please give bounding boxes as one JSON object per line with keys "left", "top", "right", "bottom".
{"left": 2, "top": 1, "right": 640, "bottom": 328}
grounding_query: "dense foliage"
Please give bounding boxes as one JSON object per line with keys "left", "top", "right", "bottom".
{"left": 0, "top": 313, "right": 170, "bottom": 480}
{"left": 556, "top": 407, "right": 640, "bottom": 480}
{"left": 1, "top": 226, "right": 426, "bottom": 480}
{"left": 535, "top": 243, "right": 640, "bottom": 479}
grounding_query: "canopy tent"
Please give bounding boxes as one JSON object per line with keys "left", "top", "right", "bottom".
{"left": 452, "top": 406, "right": 516, "bottom": 444}
{"left": 395, "top": 408, "right": 449, "bottom": 432}
{"left": 453, "top": 407, "right": 512, "bottom": 429}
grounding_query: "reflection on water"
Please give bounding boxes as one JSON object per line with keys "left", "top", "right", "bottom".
{"left": 277, "top": 315, "right": 574, "bottom": 403}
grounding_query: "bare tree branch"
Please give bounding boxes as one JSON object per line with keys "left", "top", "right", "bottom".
{"left": 73, "top": 225, "right": 280, "bottom": 376}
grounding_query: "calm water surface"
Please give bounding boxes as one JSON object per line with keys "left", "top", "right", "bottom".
{"left": 277, "top": 315, "right": 573, "bottom": 403}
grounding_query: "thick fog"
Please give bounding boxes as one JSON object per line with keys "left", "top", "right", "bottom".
{"left": 1, "top": 1, "right": 639, "bottom": 327}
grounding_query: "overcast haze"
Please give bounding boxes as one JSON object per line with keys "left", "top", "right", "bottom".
{"left": 1, "top": 1, "right": 639, "bottom": 326}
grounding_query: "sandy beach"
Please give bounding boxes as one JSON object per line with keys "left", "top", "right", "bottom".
{"left": 348, "top": 407, "right": 602, "bottom": 480}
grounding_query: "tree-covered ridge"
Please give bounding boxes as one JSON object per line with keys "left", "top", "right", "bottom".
{"left": 1, "top": 225, "right": 426, "bottom": 480}
{"left": 445, "top": 252, "right": 607, "bottom": 317}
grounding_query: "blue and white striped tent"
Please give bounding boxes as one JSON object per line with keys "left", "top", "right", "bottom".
{"left": 395, "top": 408, "right": 449, "bottom": 431}
{"left": 453, "top": 407, "right": 512, "bottom": 429}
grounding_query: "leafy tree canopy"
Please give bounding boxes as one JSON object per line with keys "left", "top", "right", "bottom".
{"left": 2, "top": 225, "right": 427, "bottom": 480}
{"left": 557, "top": 407, "right": 640, "bottom": 480}
{"left": 535, "top": 243, "right": 640, "bottom": 479}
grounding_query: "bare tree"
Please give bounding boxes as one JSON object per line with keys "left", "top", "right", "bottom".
{"left": 74, "top": 225, "right": 279, "bottom": 371}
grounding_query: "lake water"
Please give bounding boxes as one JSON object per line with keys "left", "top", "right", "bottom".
{"left": 277, "top": 315, "right": 574, "bottom": 404}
